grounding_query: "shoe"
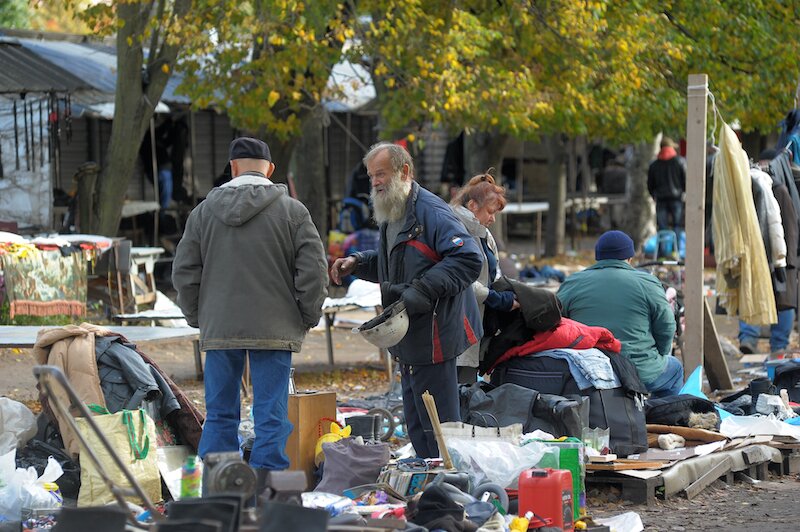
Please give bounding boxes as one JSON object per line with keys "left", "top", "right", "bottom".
{"left": 740, "top": 343, "right": 757, "bottom": 355}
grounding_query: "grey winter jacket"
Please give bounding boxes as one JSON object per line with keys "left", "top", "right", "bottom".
{"left": 172, "top": 174, "right": 328, "bottom": 352}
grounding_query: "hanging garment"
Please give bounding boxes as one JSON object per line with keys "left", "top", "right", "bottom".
{"left": 772, "top": 183, "right": 799, "bottom": 310}
{"left": 712, "top": 123, "right": 776, "bottom": 325}
{"left": 769, "top": 151, "right": 800, "bottom": 253}
{"left": 751, "top": 168, "right": 786, "bottom": 267}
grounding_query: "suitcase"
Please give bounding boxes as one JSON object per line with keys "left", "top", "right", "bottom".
{"left": 491, "top": 355, "right": 647, "bottom": 456}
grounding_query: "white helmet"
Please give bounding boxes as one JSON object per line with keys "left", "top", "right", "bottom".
{"left": 355, "top": 300, "right": 409, "bottom": 348}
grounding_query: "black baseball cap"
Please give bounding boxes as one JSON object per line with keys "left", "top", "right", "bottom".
{"left": 229, "top": 137, "right": 272, "bottom": 162}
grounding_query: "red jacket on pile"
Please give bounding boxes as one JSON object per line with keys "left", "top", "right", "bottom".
{"left": 487, "top": 317, "right": 621, "bottom": 373}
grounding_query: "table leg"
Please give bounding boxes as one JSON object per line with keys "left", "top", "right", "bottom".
{"left": 193, "top": 340, "right": 203, "bottom": 380}
{"left": 325, "top": 313, "right": 335, "bottom": 366}
{"left": 536, "top": 211, "right": 543, "bottom": 257}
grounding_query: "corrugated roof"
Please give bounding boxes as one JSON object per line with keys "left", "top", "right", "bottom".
{"left": 0, "top": 39, "right": 90, "bottom": 94}
{"left": 18, "top": 38, "right": 190, "bottom": 104}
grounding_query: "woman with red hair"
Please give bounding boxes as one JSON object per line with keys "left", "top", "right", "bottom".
{"left": 450, "top": 171, "right": 519, "bottom": 383}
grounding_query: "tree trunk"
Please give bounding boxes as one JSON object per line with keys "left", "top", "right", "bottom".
{"left": 621, "top": 138, "right": 658, "bottom": 250}
{"left": 465, "top": 132, "right": 509, "bottom": 247}
{"left": 545, "top": 134, "right": 566, "bottom": 257}
{"left": 565, "top": 137, "right": 578, "bottom": 250}
{"left": 464, "top": 131, "right": 508, "bottom": 177}
{"left": 292, "top": 109, "right": 328, "bottom": 238}
{"left": 91, "top": 0, "right": 189, "bottom": 236}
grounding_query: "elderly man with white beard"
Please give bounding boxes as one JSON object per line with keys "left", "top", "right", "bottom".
{"left": 331, "top": 142, "right": 483, "bottom": 458}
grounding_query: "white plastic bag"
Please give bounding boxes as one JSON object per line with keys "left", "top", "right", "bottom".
{"left": 446, "top": 438, "right": 552, "bottom": 488}
{"left": 0, "top": 450, "right": 63, "bottom": 521}
{"left": 0, "top": 398, "right": 37, "bottom": 455}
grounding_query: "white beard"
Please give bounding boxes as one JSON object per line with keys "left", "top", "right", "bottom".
{"left": 372, "top": 174, "right": 411, "bottom": 224}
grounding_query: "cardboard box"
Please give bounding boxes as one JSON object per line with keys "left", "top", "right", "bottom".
{"left": 285, "top": 391, "right": 337, "bottom": 485}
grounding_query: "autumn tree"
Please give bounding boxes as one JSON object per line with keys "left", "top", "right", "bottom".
{"left": 64, "top": 0, "right": 234, "bottom": 236}
{"left": 179, "top": 0, "right": 353, "bottom": 235}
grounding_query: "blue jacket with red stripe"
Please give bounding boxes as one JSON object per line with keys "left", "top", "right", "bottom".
{"left": 352, "top": 182, "right": 483, "bottom": 365}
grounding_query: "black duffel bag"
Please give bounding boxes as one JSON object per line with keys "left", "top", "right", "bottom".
{"left": 490, "top": 353, "right": 648, "bottom": 456}
{"left": 644, "top": 394, "right": 720, "bottom": 429}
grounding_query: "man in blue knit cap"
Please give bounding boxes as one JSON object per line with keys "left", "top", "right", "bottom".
{"left": 557, "top": 230, "right": 682, "bottom": 397}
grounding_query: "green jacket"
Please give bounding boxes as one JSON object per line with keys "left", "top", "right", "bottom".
{"left": 556, "top": 260, "right": 676, "bottom": 384}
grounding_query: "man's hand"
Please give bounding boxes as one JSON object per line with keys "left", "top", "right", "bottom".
{"left": 510, "top": 299, "right": 521, "bottom": 311}
{"left": 330, "top": 256, "right": 357, "bottom": 285}
{"left": 402, "top": 280, "right": 434, "bottom": 315}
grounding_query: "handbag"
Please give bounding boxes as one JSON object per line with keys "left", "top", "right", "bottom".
{"left": 76, "top": 406, "right": 161, "bottom": 507}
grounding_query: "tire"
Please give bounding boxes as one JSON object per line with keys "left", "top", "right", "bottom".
{"left": 390, "top": 404, "right": 406, "bottom": 437}
{"left": 366, "top": 407, "right": 395, "bottom": 442}
{"left": 471, "top": 482, "right": 509, "bottom": 512}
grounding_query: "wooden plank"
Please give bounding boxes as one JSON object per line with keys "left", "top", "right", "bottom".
{"left": 586, "top": 460, "right": 667, "bottom": 471}
{"left": 683, "top": 73, "right": 709, "bottom": 381}
{"left": 685, "top": 456, "right": 731, "bottom": 500}
{"left": 703, "top": 298, "right": 734, "bottom": 389}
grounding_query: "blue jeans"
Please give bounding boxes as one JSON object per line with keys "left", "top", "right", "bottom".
{"left": 655, "top": 199, "right": 683, "bottom": 233}
{"left": 158, "top": 168, "right": 173, "bottom": 210}
{"left": 646, "top": 355, "right": 684, "bottom": 398}
{"left": 739, "top": 308, "right": 795, "bottom": 352}
{"left": 200, "top": 349, "right": 293, "bottom": 471}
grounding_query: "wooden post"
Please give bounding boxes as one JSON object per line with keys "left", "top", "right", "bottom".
{"left": 149, "top": 117, "right": 159, "bottom": 246}
{"left": 683, "top": 74, "right": 709, "bottom": 381}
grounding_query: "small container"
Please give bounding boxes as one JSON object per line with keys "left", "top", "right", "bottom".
{"left": 180, "top": 455, "right": 202, "bottom": 499}
{"left": 42, "top": 482, "right": 63, "bottom": 508}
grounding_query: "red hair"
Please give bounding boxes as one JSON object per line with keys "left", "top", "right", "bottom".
{"left": 451, "top": 169, "right": 507, "bottom": 211}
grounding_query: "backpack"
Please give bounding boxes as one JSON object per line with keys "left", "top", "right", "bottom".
{"left": 773, "top": 360, "right": 800, "bottom": 402}
{"left": 644, "top": 394, "right": 720, "bottom": 429}
{"left": 338, "top": 197, "right": 371, "bottom": 233}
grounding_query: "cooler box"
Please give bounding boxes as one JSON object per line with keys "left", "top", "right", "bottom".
{"left": 518, "top": 468, "right": 574, "bottom": 532}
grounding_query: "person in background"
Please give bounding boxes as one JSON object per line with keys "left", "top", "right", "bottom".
{"left": 330, "top": 142, "right": 483, "bottom": 458}
{"left": 449, "top": 171, "right": 519, "bottom": 383}
{"left": 648, "top": 136, "right": 686, "bottom": 256}
{"left": 557, "top": 230, "right": 682, "bottom": 398}
{"left": 173, "top": 137, "right": 328, "bottom": 487}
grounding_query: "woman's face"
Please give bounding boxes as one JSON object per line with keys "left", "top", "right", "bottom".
{"left": 467, "top": 197, "right": 501, "bottom": 227}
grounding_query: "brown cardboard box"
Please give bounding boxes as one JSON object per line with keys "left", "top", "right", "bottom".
{"left": 285, "top": 391, "right": 337, "bottom": 485}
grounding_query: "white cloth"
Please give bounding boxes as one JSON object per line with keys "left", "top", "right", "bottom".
{"left": 751, "top": 167, "right": 786, "bottom": 267}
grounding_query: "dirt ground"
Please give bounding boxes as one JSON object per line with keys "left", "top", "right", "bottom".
{"left": 590, "top": 475, "right": 800, "bottom": 531}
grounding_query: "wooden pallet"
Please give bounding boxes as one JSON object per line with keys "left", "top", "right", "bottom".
{"left": 768, "top": 447, "right": 800, "bottom": 476}
{"left": 585, "top": 472, "right": 664, "bottom": 505}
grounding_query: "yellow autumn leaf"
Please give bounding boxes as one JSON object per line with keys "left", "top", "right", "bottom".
{"left": 161, "top": 63, "right": 170, "bottom": 74}
{"left": 268, "top": 90, "right": 280, "bottom": 108}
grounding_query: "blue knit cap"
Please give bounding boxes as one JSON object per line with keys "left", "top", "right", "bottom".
{"left": 595, "top": 230, "right": 635, "bottom": 260}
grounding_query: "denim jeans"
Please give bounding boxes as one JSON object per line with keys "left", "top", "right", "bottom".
{"left": 739, "top": 308, "right": 795, "bottom": 352}
{"left": 645, "top": 355, "right": 684, "bottom": 398}
{"left": 158, "top": 168, "right": 173, "bottom": 210}
{"left": 655, "top": 199, "right": 683, "bottom": 233}
{"left": 199, "top": 349, "right": 293, "bottom": 471}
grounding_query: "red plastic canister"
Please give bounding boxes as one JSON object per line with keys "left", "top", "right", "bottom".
{"left": 518, "top": 468, "right": 574, "bottom": 532}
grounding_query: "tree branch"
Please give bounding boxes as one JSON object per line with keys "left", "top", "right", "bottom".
{"left": 662, "top": 10, "right": 755, "bottom": 75}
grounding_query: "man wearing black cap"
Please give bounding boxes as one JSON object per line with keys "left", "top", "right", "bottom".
{"left": 557, "top": 230, "right": 681, "bottom": 397}
{"left": 173, "top": 137, "right": 328, "bottom": 480}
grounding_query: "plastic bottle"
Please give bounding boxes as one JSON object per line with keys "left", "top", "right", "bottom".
{"left": 180, "top": 455, "right": 202, "bottom": 499}
{"left": 42, "top": 482, "right": 63, "bottom": 508}
{"left": 509, "top": 511, "right": 533, "bottom": 531}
